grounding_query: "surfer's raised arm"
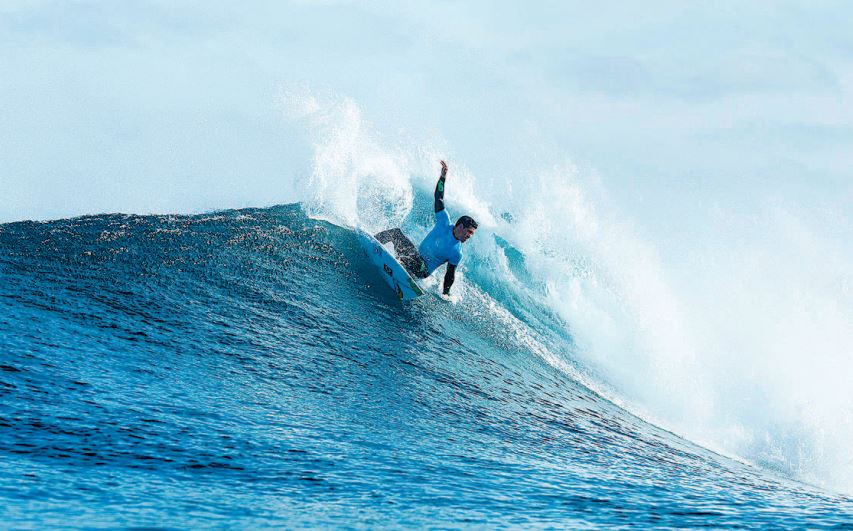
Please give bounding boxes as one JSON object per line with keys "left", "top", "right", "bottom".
{"left": 434, "top": 160, "right": 448, "bottom": 213}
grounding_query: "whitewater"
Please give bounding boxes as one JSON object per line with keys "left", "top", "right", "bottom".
{"left": 2, "top": 1, "right": 853, "bottom": 527}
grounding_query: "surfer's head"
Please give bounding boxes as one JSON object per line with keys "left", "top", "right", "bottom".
{"left": 453, "top": 216, "right": 478, "bottom": 243}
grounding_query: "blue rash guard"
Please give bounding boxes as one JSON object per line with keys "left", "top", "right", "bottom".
{"left": 418, "top": 209, "right": 462, "bottom": 275}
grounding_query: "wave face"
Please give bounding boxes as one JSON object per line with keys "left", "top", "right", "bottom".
{"left": 2, "top": 207, "right": 852, "bottom": 527}
{"left": 4, "top": 0, "right": 853, "bottom": 509}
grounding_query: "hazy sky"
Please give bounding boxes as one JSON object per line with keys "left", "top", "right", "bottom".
{"left": 2, "top": 1, "right": 851, "bottom": 225}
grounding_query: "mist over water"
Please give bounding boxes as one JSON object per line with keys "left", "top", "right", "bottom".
{"left": 3, "top": 1, "right": 852, "bottom": 496}
{"left": 279, "top": 88, "right": 853, "bottom": 495}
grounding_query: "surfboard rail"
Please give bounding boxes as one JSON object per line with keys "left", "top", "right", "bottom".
{"left": 356, "top": 229, "right": 425, "bottom": 301}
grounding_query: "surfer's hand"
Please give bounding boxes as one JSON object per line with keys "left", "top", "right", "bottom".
{"left": 440, "top": 160, "right": 448, "bottom": 177}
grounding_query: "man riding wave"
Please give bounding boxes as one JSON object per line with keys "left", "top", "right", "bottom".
{"left": 375, "top": 161, "right": 477, "bottom": 296}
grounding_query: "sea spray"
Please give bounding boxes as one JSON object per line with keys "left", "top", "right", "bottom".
{"left": 279, "top": 89, "right": 853, "bottom": 495}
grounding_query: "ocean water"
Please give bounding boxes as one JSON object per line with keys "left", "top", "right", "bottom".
{"left": 3, "top": 2, "right": 853, "bottom": 527}
{"left": 2, "top": 205, "right": 852, "bottom": 528}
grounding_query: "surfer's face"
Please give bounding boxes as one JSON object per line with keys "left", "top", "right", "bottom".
{"left": 454, "top": 224, "right": 476, "bottom": 243}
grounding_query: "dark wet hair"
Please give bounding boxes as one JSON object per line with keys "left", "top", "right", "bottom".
{"left": 455, "top": 216, "right": 478, "bottom": 229}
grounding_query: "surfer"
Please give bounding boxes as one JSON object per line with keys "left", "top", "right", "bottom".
{"left": 375, "top": 161, "right": 477, "bottom": 296}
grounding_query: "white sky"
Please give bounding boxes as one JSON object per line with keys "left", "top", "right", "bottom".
{"left": 1, "top": 1, "right": 851, "bottom": 225}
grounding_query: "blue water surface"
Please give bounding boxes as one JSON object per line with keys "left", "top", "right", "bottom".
{"left": 1, "top": 205, "right": 852, "bottom": 528}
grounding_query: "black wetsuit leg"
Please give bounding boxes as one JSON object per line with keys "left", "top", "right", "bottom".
{"left": 374, "top": 228, "right": 429, "bottom": 278}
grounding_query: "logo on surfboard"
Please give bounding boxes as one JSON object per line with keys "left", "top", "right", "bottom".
{"left": 358, "top": 230, "right": 424, "bottom": 301}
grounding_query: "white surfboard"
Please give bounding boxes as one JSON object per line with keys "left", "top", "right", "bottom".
{"left": 357, "top": 229, "right": 425, "bottom": 301}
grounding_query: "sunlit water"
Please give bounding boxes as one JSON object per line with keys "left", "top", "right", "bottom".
{"left": 2, "top": 205, "right": 851, "bottom": 528}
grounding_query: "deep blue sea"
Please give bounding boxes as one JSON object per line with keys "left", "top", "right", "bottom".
{"left": 2, "top": 204, "right": 852, "bottom": 528}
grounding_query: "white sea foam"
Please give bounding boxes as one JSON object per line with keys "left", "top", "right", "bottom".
{"left": 281, "top": 90, "right": 853, "bottom": 496}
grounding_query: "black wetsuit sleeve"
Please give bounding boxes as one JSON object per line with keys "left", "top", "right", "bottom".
{"left": 434, "top": 170, "right": 447, "bottom": 213}
{"left": 442, "top": 263, "right": 456, "bottom": 295}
